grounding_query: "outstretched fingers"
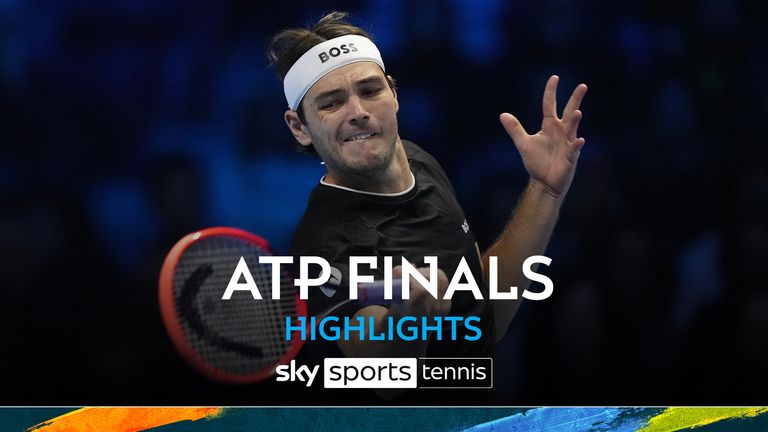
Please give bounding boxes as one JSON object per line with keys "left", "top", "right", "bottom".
{"left": 565, "top": 137, "right": 585, "bottom": 164}
{"left": 563, "top": 83, "right": 588, "bottom": 120}
{"left": 499, "top": 113, "right": 529, "bottom": 145}
{"left": 542, "top": 75, "right": 559, "bottom": 119}
{"left": 565, "top": 109, "right": 583, "bottom": 142}
{"left": 571, "top": 137, "right": 586, "bottom": 152}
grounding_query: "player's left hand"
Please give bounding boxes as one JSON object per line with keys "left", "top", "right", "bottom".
{"left": 500, "top": 75, "right": 587, "bottom": 197}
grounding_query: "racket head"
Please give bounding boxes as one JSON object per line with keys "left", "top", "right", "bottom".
{"left": 159, "top": 227, "right": 307, "bottom": 384}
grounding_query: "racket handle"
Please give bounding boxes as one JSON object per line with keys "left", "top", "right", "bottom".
{"left": 358, "top": 280, "right": 403, "bottom": 305}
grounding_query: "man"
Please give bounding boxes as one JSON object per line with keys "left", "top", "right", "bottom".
{"left": 268, "top": 12, "right": 586, "bottom": 401}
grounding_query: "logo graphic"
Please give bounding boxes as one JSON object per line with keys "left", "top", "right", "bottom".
{"left": 318, "top": 43, "right": 358, "bottom": 63}
{"left": 320, "top": 266, "right": 342, "bottom": 297}
{"left": 462, "top": 219, "right": 470, "bottom": 233}
{"left": 319, "top": 286, "right": 337, "bottom": 297}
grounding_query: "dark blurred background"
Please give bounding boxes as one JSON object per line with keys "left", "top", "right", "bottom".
{"left": 1, "top": 0, "right": 767, "bottom": 405}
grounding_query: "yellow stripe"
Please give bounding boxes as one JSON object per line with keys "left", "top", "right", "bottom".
{"left": 638, "top": 407, "right": 767, "bottom": 432}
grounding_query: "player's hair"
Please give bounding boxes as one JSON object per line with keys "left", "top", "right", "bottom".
{"left": 267, "top": 11, "right": 396, "bottom": 156}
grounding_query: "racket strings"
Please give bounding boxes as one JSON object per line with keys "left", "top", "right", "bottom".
{"left": 171, "top": 235, "right": 299, "bottom": 376}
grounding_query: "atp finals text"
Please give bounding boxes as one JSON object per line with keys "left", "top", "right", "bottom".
{"left": 220, "top": 255, "right": 554, "bottom": 302}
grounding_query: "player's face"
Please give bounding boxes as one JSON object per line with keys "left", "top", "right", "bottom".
{"left": 286, "top": 62, "right": 400, "bottom": 180}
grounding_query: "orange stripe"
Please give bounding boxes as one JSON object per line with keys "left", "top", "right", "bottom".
{"left": 26, "top": 407, "right": 223, "bottom": 432}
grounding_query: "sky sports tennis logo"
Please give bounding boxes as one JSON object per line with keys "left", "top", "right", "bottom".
{"left": 275, "top": 357, "right": 492, "bottom": 389}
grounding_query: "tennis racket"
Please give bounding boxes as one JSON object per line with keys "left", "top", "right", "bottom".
{"left": 158, "top": 227, "right": 401, "bottom": 384}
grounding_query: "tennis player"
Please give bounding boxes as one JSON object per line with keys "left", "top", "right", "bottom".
{"left": 268, "top": 11, "right": 587, "bottom": 401}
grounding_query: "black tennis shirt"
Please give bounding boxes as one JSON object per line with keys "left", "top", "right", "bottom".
{"left": 290, "top": 140, "right": 496, "bottom": 360}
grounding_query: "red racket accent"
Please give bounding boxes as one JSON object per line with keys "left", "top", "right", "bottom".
{"left": 159, "top": 227, "right": 307, "bottom": 384}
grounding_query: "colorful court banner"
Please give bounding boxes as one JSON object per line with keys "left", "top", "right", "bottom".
{"left": 4, "top": 407, "right": 767, "bottom": 432}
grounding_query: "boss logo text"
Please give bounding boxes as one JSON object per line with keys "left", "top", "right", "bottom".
{"left": 318, "top": 43, "right": 358, "bottom": 63}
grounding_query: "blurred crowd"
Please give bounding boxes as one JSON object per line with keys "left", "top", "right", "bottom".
{"left": 1, "top": 0, "right": 767, "bottom": 404}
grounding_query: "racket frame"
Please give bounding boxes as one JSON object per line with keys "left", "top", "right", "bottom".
{"left": 158, "top": 226, "right": 308, "bottom": 384}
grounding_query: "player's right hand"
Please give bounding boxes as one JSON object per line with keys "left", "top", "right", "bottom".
{"left": 390, "top": 265, "right": 451, "bottom": 318}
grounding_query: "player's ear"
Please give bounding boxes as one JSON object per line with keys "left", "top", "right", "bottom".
{"left": 387, "top": 75, "right": 399, "bottom": 113}
{"left": 284, "top": 110, "right": 313, "bottom": 147}
{"left": 392, "top": 87, "right": 399, "bottom": 113}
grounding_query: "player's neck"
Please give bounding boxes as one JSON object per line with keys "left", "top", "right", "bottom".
{"left": 324, "top": 138, "right": 412, "bottom": 194}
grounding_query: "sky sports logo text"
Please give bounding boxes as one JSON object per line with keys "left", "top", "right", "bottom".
{"left": 275, "top": 358, "right": 492, "bottom": 389}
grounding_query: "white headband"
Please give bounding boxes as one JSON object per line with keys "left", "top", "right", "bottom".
{"left": 283, "top": 34, "right": 385, "bottom": 111}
